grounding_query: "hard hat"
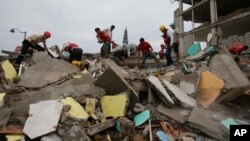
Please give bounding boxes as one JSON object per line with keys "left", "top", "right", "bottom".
{"left": 169, "top": 23, "right": 175, "bottom": 27}
{"left": 44, "top": 31, "right": 51, "bottom": 38}
{"left": 159, "top": 25, "right": 166, "bottom": 32}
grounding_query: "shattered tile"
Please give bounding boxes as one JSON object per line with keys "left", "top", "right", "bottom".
{"left": 85, "top": 98, "right": 97, "bottom": 114}
{"left": 101, "top": 92, "right": 128, "bottom": 118}
{"left": 1, "top": 60, "right": 17, "bottom": 82}
{"left": 134, "top": 110, "right": 150, "bottom": 127}
{"left": 23, "top": 100, "right": 63, "bottom": 139}
{"left": 5, "top": 135, "right": 24, "bottom": 141}
{"left": 61, "top": 97, "right": 89, "bottom": 120}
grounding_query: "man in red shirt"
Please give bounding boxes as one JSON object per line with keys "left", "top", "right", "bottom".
{"left": 228, "top": 43, "right": 249, "bottom": 62}
{"left": 95, "top": 25, "right": 115, "bottom": 58}
{"left": 228, "top": 43, "right": 248, "bottom": 55}
{"left": 136, "top": 38, "right": 160, "bottom": 67}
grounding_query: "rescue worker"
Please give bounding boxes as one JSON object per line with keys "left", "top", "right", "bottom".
{"left": 60, "top": 42, "right": 86, "bottom": 70}
{"left": 169, "top": 23, "right": 180, "bottom": 61}
{"left": 113, "top": 47, "right": 128, "bottom": 67}
{"left": 15, "top": 31, "right": 51, "bottom": 64}
{"left": 136, "top": 38, "right": 160, "bottom": 68}
{"left": 159, "top": 25, "right": 174, "bottom": 66}
{"left": 95, "top": 25, "right": 115, "bottom": 58}
{"left": 228, "top": 43, "right": 249, "bottom": 62}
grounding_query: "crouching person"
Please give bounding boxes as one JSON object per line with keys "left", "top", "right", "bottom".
{"left": 113, "top": 47, "right": 128, "bottom": 67}
{"left": 15, "top": 31, "right": 51, "bottom": 64}
{"left": 60, "top": 42, "right": 88, "bottom": 70}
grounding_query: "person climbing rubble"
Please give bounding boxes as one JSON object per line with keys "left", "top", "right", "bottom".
{"left": 15, "top": 31, "right": 51, "bottom": 64}
{"left": 60, "top": 42, "right": 87, "bottom": 70}
{"left": 113, "top": 47, "right": 128, "bottom": 67}
{"left": 136, "top": 38, "right": 160, "bottom": 68}
{"left": 159, "top": 25, "right": 174, "bottom": 66}
{"left": 95, "top": 25, "right": 115, "bottom": 58}
{"left": 228, "top": 43, "right": 249, "bottom": 62}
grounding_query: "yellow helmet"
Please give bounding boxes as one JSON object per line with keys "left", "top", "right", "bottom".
{"left": 159, "top": 25, "right": 166, "bottom": 31}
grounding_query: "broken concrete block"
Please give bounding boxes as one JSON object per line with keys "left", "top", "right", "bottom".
{"left": 133, "top": 103, "right": 145, "bottom": 113}
{"left": 198, "top": 71, "right": 224, "bottom": 108}
{"left": 18, "top": 52, "right": 78, "bottom": 88}
{"left": 61, "top": 97, "right": 89, "bottom": 120}
{"left": 180, "top": 72, "right": 198, "bottom": 95}
{"left": 147, "top": 75, "right": 174, "bottom": 106}
{"left": 1, "top": 60, "right": 17, "bottom": 82}
{"left": 64, "top": 125, "right": 91, "bottom": 141}
{"left": 101, "top": 92, "right": 128, "bottom": 118}
{"left": 87, "top": 119, "right": 116, "bottom": 136}
{"left": 162, "top": 80, "right": 197, "bottom": 108}
{"left": 0, "top": 93, "right": 6, "bottom": 107}
{"left": 188, "top": 108, "right": 227, "bottom": 140}
{"left": 0, "top": 108, "right": 13, "bottom": 129}
{"left": 157, "top": 103, "right": 191, "bottom": 124}
{"left": 134, "top": 110, "right": 150, "bottom": 127}
{"left": 47, "top": 45, "right": 60, "bottom": 58}
{"left": 23, "top": 100, "right": 63, "bottom": 139}
{"left": 210, "top": 54, "right": 250, "bottom": 102}
{"left": 117, "top": 117, "right": 135, "bottom": 135}
{"left": 95, "top": 59, "right": 139, "bottom": 108}
{"left": 85, "top": 98, "right": 97, "bottom": 114}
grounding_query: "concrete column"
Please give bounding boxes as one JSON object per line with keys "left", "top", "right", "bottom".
{"left": 210, "top": 0, "right": 218, "bottom": 45}
{"left": 179, "top": 0, "right": 184, "bottom": 53}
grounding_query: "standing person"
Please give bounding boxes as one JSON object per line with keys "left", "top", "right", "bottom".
{"left": 113, "top": 47, "right": 128, "bottom": 67}
{"left": 60, "top": 42, "right": 86, "bottom": 70}
{"left": 136, "top": 38, "right": 160, "bottom": 68}
{"left": 169, "top": 23, "right": 179, "bottom": 62}
{"left": 159, "top": 25, "right": 174, "bottom": 66}
{"left": 15, "top": 31, "right": 51, "bottom": 64}
{"left": 95, "top": 25, "right": 115, "bottom": 58}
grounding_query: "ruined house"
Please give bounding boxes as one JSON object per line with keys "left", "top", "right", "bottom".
{"left": 173, "top": 0, "right": 250, "bottom": 53}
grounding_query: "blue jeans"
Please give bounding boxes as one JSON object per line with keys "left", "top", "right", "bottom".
{"left": 141, "top": 52, "right": 156, "bottom": 64}
{"left": 165, "top": 46, "right": 173, "bottom": 66}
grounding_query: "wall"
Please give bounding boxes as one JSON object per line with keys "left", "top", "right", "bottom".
{"left": 218, "top": 32, "right": 250, "bottom": 48}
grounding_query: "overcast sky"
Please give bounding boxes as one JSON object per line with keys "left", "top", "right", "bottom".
{"left": 0, "top": 0, "right": 190, "bottom": 53}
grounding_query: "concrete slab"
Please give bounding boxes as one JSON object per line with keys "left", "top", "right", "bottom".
{"left": 147, "top": 75, "right": 174, "bottom": 106}
{"left": 157, "top": 103, "right": 191, "bottom": 123}
{"left": 18, "top": 52, "right": 78, "bottom": 88}
{"left": 162, "top": 80, "right": 197, "bottom": 108}
{"left": 180, "top": 72, "right": 198, "bottom": 95}
{"left": 101, "top": 92, "right": 128, "bottom": 118}
{"left": 1, "top": 60, "right": 17, "bottom": 82}
{"left": 188, "top": 108, "right": 227, "bottom": 140}
{"left": 210, "top": 54, "right": 250, "bottom": 102}
{"left": 12, "top": 74, "right": 97, "bottom": 121}
{"left": 23, "top": 100, "right": 63, "bottom": 139}
{"left": 0, "top": 108, "right": 13, "bottom": 129}
{"left": 95, "top": 64, "right": 139, "bottom": 108}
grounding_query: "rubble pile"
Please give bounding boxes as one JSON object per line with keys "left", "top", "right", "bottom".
{"left": 0, "top": 48, "right": 250, "bottom": 141}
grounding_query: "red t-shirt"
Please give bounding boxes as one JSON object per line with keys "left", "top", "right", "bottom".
{"left": 65, "top": 43, "right": 79, "bottom": 53}
{"left": 162, "top": 33, "right": 170, "bottom": 45}
{"left": 228, "top": 43, "right": 245, "bottom": 55}
{"left": 137, "top": 41, "right": 152, "bottom": 54}
{"left": 96, "top": 31, "right": 111, "bottom": 43}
